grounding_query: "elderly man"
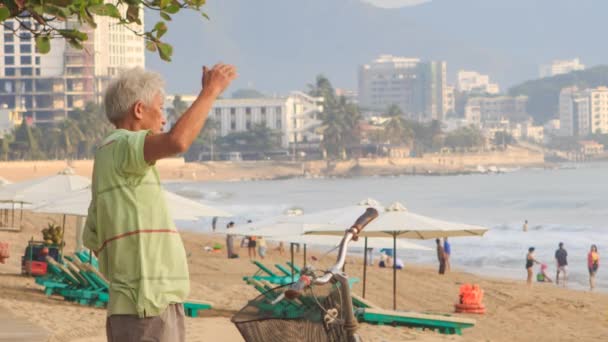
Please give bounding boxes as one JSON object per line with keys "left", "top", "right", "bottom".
{"left": 83, "top": 64, "right": 236, "bottom": 342}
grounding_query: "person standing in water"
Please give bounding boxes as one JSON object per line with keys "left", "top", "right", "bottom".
{"left": 555, "top": 242, "right": 568, "bottom": 287}
{"left": 588, "top": 244, "right": 600, "bottom": 291}
{"left": 526, "top": 247, "right": 540, "bottom": 286}
{"left": 523, "top": 220, "right": 528, "bottom": 232}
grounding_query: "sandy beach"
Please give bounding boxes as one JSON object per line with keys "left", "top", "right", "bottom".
{"left": 1, "top": 208, "right": 607, "bottom": 342}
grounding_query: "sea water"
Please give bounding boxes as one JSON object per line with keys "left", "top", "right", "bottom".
{"left": 166, "top": 162, "right": 608, "bottom": 291}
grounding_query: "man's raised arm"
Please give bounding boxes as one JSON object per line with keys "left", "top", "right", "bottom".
{"left": 144, "top": 64, "right": 237, "bottom": 164}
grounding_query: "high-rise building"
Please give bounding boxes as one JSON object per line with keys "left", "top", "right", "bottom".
{"left": 358, "top": 55, "right": 448, "bottom": 122}
{"left": 539, "top": 58, "right": 585, "bottom": 78}
{"left": 0, "top": 7, "right": 145, "bottom": 124}
{"left": 457, "top": 70, "right": 500, "bottom": 94}
{"left": 560, "top": 86, "right": 608, "bottom": 136}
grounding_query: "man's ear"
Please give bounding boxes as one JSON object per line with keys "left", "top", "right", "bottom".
{"left": 133, "top": 101, "right": 145, "bottom": 120}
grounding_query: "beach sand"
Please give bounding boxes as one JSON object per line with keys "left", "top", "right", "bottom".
{"left": 1, "top": 210, "right": 607, "bottom": 341}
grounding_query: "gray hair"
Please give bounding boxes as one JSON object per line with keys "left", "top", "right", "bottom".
{"left": 104, "top": 67, "right": 165, "bottom": 123}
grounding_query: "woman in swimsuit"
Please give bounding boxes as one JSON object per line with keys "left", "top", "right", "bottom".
{"left": 588, "top": 244, "right": 600, "bottom": 291}
{"left": 526, "top": 247, "right": 540, "bottom": 286}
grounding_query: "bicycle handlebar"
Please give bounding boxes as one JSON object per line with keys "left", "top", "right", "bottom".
{"left": 282, "top": 207, "right": 379, "bottom": 300}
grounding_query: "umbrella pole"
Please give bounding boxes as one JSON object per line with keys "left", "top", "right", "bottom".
{"left": 11, "top": 202, "right": 14, "bottom": 228}
{"left": 303, "top": 244, "right": 307, "bottom": 267}
{"left": 290, "top": 243, "right": 295, "bottom": 282}
{"left": 363, "top": 237, "right": 368, "bottom": 298}
{"left": 393, "top": 232, "right": 397, "bottom": 311}
{"left": 60, "top": 214, "right": 66, "bottom": 259}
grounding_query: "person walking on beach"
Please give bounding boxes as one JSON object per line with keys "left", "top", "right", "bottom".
{"left": 247, "top": 235, "right": 257, "bottom": 259}
{"left": 83, "top": 65, "right": 237, "bottom": 342}
{"left": 588, "top": 244, "right": 600, "bottom": 291}
{"left": 555, "top": 242, "right": 568, "bottom": 287}
{"left": 526, "top": 247, "right": 540, "bottom": 286}
{"left": 436, "top": 239, "right": 446, "bottom": 275}
{"left": 211, "top": 216, "right": 218, "bottom": 232}
{"left": 443, "top": 237, "right": 451, "bottom": 272}
{"left": 523, "top": 220, "right": 528, "bottom": 232}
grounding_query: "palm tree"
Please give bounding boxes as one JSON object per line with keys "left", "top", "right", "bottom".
{"left": 383, "top": 105, "right": 413, "bottom": 146}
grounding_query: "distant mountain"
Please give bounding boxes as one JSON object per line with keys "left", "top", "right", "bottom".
{"left": 145, "top": 0, "right": 608, "bottom": 95}
{"left": 509, "top": 66, "right": 608, "bottom": 124}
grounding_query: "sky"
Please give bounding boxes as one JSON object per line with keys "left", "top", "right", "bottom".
{"left": 143, "top": 0, "right": 606, "bottom": 96}
{"left": 362, "top": 0, "right": 431, "bottom": 8}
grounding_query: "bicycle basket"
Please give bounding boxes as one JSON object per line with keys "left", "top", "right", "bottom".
{"left": 232, "top": 282, "right": 350, "bottom": 342}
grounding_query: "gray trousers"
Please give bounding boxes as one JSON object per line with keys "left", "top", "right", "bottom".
{"left": 106, "top": 304, "right": 185, "bottom": 342}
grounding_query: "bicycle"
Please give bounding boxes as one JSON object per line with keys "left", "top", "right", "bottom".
{"left": 232, "top": 207, "right": 379, "bottom": 342}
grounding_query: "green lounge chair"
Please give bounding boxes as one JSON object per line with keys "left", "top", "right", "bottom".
{"left": 356, "top": 307, "right": 476, "bottom": 335}
{"left": 183, "top": 300, "right": 213, "bottom": 317}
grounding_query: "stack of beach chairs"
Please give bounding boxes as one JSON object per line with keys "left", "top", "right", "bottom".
{"left": 35, "top": 251, "right": 109, "bottom": 308}
{"left": 35, "top": 251, "right": 214, "bottom": 317}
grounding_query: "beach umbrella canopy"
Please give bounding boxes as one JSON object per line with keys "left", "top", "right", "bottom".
{"left": 305, "top": 202, "right": 488, "bottom": 239}
{"left": 33, "top": 187, "right": 232, "bottom": 220}
{"left": 0, "top": 168, "right": 90, "bottom": 205}
{"left": 304, "top": 202, "right": 489, "bottom": 310}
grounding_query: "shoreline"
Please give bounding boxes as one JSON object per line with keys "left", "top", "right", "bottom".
{"left": 0, "top": 146, "right": 549, "bottom": 183}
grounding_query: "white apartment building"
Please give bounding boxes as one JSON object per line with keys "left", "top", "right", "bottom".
{"left": 559, "top": 86, "right": 608, "bottom": 136}
{"left": 465, "top": 96, "right": 529, "bottom": 125}
{"left": 457, "top": 70, "right": 500, "bottom": 94}
{"left": 539, "top": 58, "right": 585, "bottom": 78}
{"left": 0, "top": 5, "right": 145, "bottom": 124}
{"left": 358, "top": 55, "right": 448, "bottom": 122}
{"left": 166, "top": 92, "right": 323, "bottom": 149}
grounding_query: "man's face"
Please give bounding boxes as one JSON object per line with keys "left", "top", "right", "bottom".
{"left": 138, "top": 93, "right": 166, "bottom": 134}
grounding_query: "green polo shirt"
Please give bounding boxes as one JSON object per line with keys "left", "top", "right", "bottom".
{"left": 83, "top": 129, "right": 189, "bottom": 317}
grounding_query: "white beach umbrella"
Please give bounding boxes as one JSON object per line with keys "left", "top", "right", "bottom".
{"left": 305, "top": 202, "right": 489, "bottom": 310}
{"left": 33, "top": 187, "right": 232, "bottom": 220}
{"left": 33, "top": 187, "right": 231, "bottom": 252}
{"left": 0, "top": 168, "right": 90, "bottom": 205}
{"left": 305, "top": 202, "right": 488, "bottom": 239}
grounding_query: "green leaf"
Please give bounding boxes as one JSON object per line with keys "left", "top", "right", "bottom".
{"left": 154, "top": 21, "right": 167, "bottom": 38}
{"left": 160, "top": 0, "right": 171, "bottom": 9}
{"left": 157, "top": 42, "right": 173, "bottom": 62}
{"left": 35, "top": 36, "right": 51, "bottom": 54}
{"left": 165, "top": 4, "right": 180, "bottom": 14}
{"left": 67, "top": 38, "right": 84, "bottom": 50}
{"left": 145, "top": 41, "right": 157, "bottom": 52}
{"left": 160, "top": 12, "right": 172, "bottom": 21}
{"left": 201, "top": 12, "right": 210, "bottom": 20}
{"left": 0, "top": 7, "right": 10, "bottom": 22}
{"left": 58, "top": 29, "right": 88, "bottom": 41}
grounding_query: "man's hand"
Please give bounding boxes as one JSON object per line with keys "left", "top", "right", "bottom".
{"left": 202, "top": 63, "right": 238, "bottom": 97}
